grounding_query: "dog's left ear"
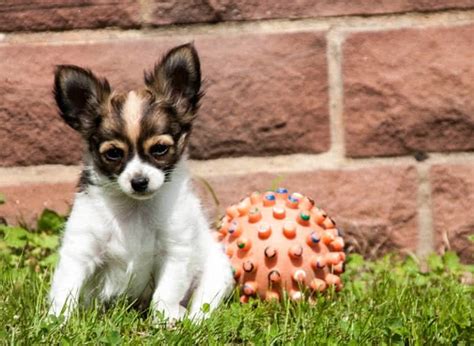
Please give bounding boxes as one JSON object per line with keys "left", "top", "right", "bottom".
{"left": 145, "top": 43, "right": 202, "bottom": 124}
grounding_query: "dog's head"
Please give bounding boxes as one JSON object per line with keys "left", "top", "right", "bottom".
{"left": 54, "top": 43, "right": 202, "bottom": 199}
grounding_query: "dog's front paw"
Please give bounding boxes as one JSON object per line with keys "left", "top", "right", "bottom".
{"left": 187, "top": 310, "right": 207, "bottom": 324}
{"left": 152, "top": 301, "right": 187, "bottom": 328}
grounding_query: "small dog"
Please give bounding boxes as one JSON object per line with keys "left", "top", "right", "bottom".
{"left": 49, "top": 43, "right": 234, "bottom": 322}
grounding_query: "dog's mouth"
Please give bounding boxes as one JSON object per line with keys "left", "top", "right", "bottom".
{"left": 125, "top": 189, "right": 157, "bottom": 201}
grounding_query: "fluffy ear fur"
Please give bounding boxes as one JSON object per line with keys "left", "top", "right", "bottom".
{"left": 144, "top": 43, "right": 202, "bottom": 124}
{"left": 54, "top": 65, "right": 111, "bottom": 134}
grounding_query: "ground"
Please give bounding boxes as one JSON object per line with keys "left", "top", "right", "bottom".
{"left": 0, "top": 209, "right": 473, "bottom": 344}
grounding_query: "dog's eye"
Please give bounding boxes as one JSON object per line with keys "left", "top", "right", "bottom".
{"left": 104, "top": 147, "right": 124, "bottom": 161}
{"left": 150, "top": 144, "right": 169, "bottom": 157}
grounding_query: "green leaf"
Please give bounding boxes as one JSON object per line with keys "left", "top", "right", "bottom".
{"left": 29, "top": 233, "right": 59, "bottom": 249}
{"left": 0, "top": 192, "right": 5, "bottom": 205}
{"left": 468, "top": 234, "right": 474, "bottom": 243}
{"left": 427, "top": 253, "right": 444, "bottom": 273}
{"left": 1, "top": 226, "right": 29, "bottom": 249}
{"left": 106, "top": 330, "right": 122, "bottom": 345}
{"left": 443, "top": 251, "right": 461, "bottom": 272}
{"left": 269, "top": 175, "right": 286, "bottom": 192}
{"left": 37, "top": 209, "right": 65, "bottom": 233}
{"left": 40, "top": 253, "right": 59, "bottom": 267}
{"left": 347, "top": 253, "right": 365, "bottom": 267}
{"left": 201, "top": 303, "right": 211, "bottom": 313}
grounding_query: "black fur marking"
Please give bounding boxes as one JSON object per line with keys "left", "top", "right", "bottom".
{"left": 77, "top": 169, "right": 95, "bottom": 192}
{"left": 144, "top": 43, "right": 203, "bottom": 122}
{"left": 54, "top": 65, "right": 110, "bottom": 134}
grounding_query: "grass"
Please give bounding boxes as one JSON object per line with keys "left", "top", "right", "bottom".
{"left": 1, "top": 210, "right": 473, "bottom": 345}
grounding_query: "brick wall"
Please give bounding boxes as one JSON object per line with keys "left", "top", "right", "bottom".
{"left": 1, "top": 1, "right": 473, "bottom": 262}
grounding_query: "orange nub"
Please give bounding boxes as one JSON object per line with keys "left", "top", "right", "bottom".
{"left": 286, "top": 196, "right": 300, "bottom": 209}
{"left": 263, "top": 192, "right": 277, "bottom": 207}
{"left": 330, "top": 237, "right": 344, "bottom": 251}
{"left": 272, "top": 206, "right": 286, "bottom": 219}
{"left": 326, "top": 252, "right": 342, "bottom": 265}
{"left": 333, "top": 262, "right": 344, "bottom": 274}
{"left": 338, "top": 252, "right": 346, "bottom": 262}
{"left": 288, "top": 244, "right": 303, "bottom": 259}
{"left": 306, "top": 231, "right": 321, "bottom": 246}
{"left": 243, "top": 281, "right": 258, "bottom": 296}
{"left": 310, "top": 278, "right": 327, "bottom": 292}
{"left": 250, "top": 191, "right": 262, "bottom": 205}
{"left": 258, "top": 223, "right": 272, "bottom": 239}
{"left": 233, "top": 266, "right": 242, "bottom": 280}
{"left": 227, "top": 220, "right": 242, "bottom": 238}
{"left": 268, "top": 270, "right": 281, "bottom": 284}
{"left": 290, "top": 290, "right": 303, "bottom": 301}
{"left": 292, "top": 192, "right": 304, "bottom": 200}
{"left": 292, "top": 269, "right": 306, "bottom": 283}
{"left": 226, "top": 205, "right": 240, "bottom": 219}
{"left": 243, "top": 260, "right": 257, "bottom": 273}
{"left": 283, "top": 221, "right": 297, "bottom": 239}
{"left": 275, "top": 187, "right": 289, "bottom": 200}
{"left": 225, "top": 246, "right": 234, "bottom": 258}
{"left": 325, "top": 273, "right": 342, "bottom": 288}
{"left": 248, "top": 207, "right": 262, "bottom": 223}
{"left": 297, "top": 210, "right": 311, "bottom": 226}
{"left": 310, "top": 255, "right": 326, "bottom": 269}
{"left": 321, "top": 230, "right": 335, "bottom": 245}
{"left": 264, "top": 246, "right": 278, "bottom": 259}
{"left": 265, "top": 291, "right": 280, "bottom": 301}
{"left": 299, "top": 196, "right": 315, "bottom": 211}
{"left": 240, "top": 295, "right": 249, "bottom": 303}
{"left": 327, "top": 228, "right": 339, "bottom": 236}
{"left": 323, "top": 217, "right": 336, "bottom": 229}
{"left": 236, "top": 237, "right": 252, "bottom": 251}
{"left": 312, "top": 208, "right": 327, "bottom": 225}
{"left": 212, "top": 232, "right": 224, "bottom": 242}
{"left": 218, "top": 221, "right": 228, "bottom": 236}
{"left": 237, "top": 199, "right": 250, "bottom": 216}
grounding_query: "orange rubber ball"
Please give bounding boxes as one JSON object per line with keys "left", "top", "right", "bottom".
{"left": 216, "top": 188, "right": 345, "bottom": 302}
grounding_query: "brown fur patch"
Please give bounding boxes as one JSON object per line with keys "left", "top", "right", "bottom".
{"left": 99, "top": 140, "right": 129, "bottom": 156}
{"left": 143, "top": 134, "right": 174, "bottom": 153}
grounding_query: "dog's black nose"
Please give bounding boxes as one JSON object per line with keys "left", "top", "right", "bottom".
{"left": 131, "top": 176, "right": 149, "bottom": 192}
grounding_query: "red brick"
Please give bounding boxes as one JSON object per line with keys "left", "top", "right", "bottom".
{"left": 198, "top": 165, "right": 419, "bottom": 257}
{"left": 0, "top": 183, "right": 75, "bottom": 226}
{"left": 431, "top": 164, "right": 474, "bottom": 263}
{"left": 145, "top": 0, "right": 220, "bottom": 26}
{"left": 0, "top": 31, "right": 329, "bottom": 166}
{"left": 343, "top": 25, "right": 474, "bottom": 157}
{"left": 0, "top": 1, "right": 140, "bottom": 32}
{"left": 146, "top": 0, "right": 474, "bottom": 25}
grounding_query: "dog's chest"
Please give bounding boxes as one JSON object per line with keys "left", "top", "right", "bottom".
{"left": 98, "top": 213, "right": 160, "bottom": 300}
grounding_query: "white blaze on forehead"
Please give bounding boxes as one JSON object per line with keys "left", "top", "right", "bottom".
{"left": 122, "top": 91, "right": 145, "bottom": 141}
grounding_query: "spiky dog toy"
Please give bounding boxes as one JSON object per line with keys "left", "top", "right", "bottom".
{"left": 215, "top": 188, "right": 345, "bottom": 302}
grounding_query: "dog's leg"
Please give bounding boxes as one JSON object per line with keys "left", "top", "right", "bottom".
{"left": 49, "top": 250, "right": 95, "bottom": 318}
{"left": 49, "top": 211, "right": 101, "bottom": 319}
{"left": 188, "top": 242, "right": 234, "bottom": 322}
{"left": 151, "top": 256, "right": 192, "bottom": 322}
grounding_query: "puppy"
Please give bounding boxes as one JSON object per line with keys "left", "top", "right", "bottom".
{"left": 49, "top": 43, "right": 234, "bottom": 322}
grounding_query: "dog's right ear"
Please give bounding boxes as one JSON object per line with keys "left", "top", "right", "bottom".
{"left": 54, "top": 65, "right": 111, "bottom": 133}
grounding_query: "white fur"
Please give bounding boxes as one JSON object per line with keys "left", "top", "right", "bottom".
{"left": 117, "top": 156, "right": 165, "bottom": 199}
{"left": 49, "top": 157, "right": 234, "bottom": 322}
